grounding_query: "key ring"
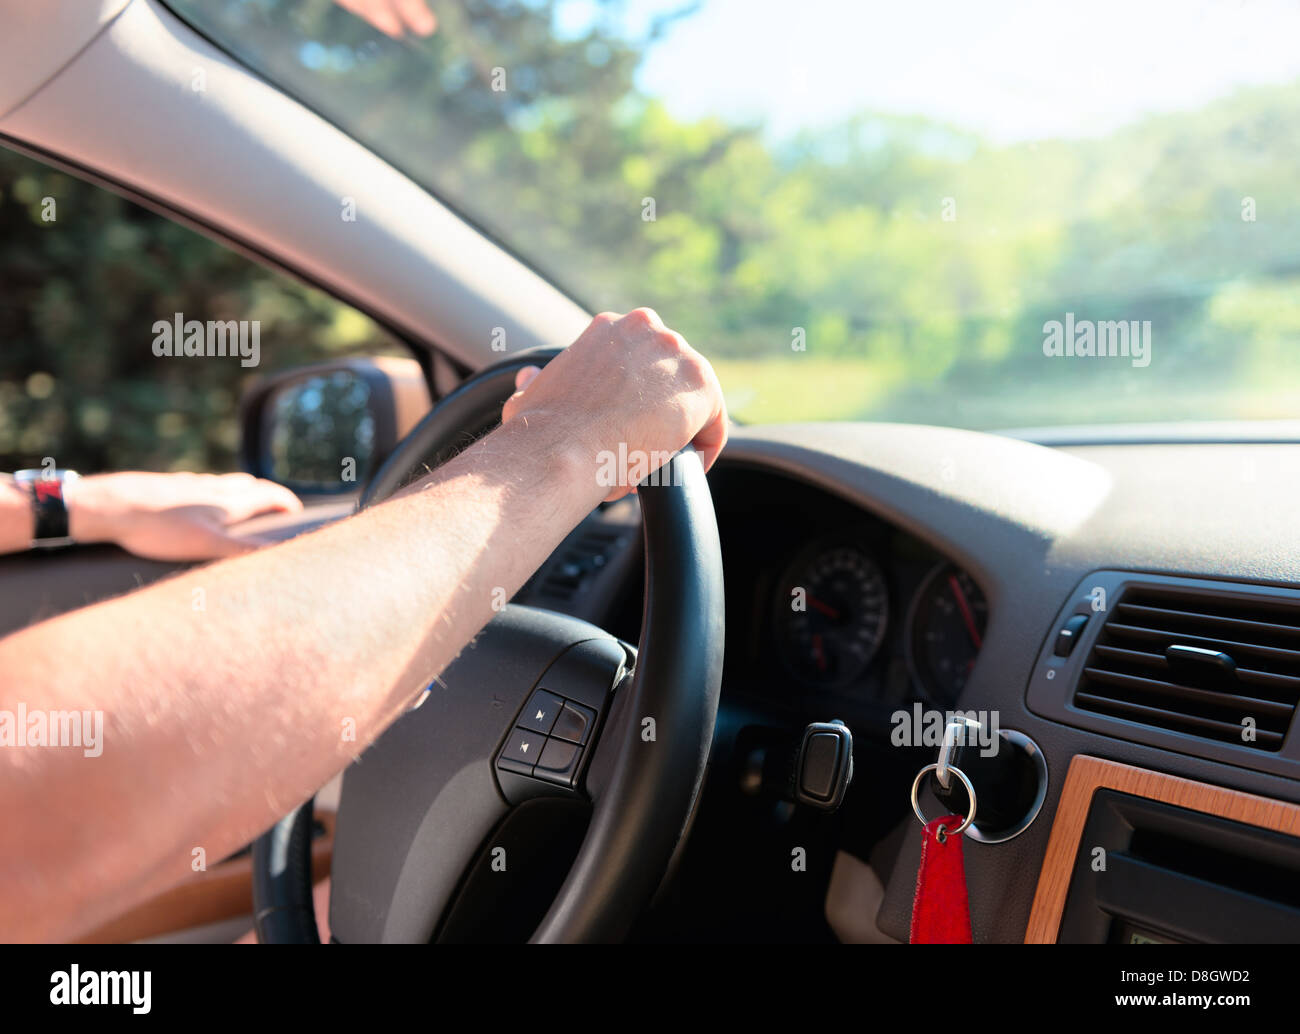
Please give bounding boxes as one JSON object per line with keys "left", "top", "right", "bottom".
{"left": 911, "top": 763, "right": 977, "bottom": 840}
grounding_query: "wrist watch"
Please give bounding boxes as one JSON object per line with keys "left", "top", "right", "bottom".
{"left": 12, "top": 469, "right": 80, "bottom": 548}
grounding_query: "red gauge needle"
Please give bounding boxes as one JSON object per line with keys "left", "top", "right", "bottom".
{"left": 812, "top": 632, "right": 827, "bottom": 672}
{"left": 807, "top": 594, "right": 841, "bottom": 620}
{"left": 948, "top": 573, "right": 983, "bottom": 649}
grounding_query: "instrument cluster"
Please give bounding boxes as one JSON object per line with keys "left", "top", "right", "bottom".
{"left": 710, "top": 466, "right": 990, "bottom": 716}
{"left": 769, "top": 536, "right": 987, "bottom": 708}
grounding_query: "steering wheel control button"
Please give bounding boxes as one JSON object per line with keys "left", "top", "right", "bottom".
{"left": 518, "top": 689, "right": 564, "bottom": 734}
{"left": 499, "top": 727, "right": 545, "bottom": 776}
{"left": 551, "top": 702, "right": 595, "bottom": 745}
{"left": 1053, "top": 614, "right": 1090, "bottom": 657}
{"left": 534, "top": 737, "right": 582, "bottom": 786}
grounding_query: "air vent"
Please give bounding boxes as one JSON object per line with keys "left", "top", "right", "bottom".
{"left": 1074, "top": 586, "right": 1300, "bottom": 752}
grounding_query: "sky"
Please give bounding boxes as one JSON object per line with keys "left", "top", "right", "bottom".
{"left": 553, "top": 0, "right": 1300, "bottom": 142}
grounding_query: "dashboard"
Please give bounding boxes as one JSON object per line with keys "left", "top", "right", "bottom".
{"left": 698, "top": 424, "right": 1300, "bottom": 945}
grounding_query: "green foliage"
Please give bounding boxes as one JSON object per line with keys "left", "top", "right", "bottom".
{"left": 0, "top": 149, "right": 399, "bottom": 473}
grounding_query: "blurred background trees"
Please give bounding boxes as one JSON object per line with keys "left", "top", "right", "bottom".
{"left": 0, "top": 148, "right": 399, "bottom": 473}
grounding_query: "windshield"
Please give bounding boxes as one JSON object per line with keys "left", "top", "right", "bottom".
{"left": 168, "top": 0, "right": 1300, "bottom": 430}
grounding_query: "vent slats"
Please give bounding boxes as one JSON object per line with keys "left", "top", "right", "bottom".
{"left": 1073, "top": 586, "right": 1300, "bottom": 752}
{"left": 1081, "top": 668, "right": 1295, "bottom": 718}
{"left": 1116, "top": 602, "right": 1300, "bottom": 643}
{"left": 1074, "top": 692, "right": 1287, "bottom": 748}
{"left": 1103, "top": 622, "right": 1300, "bottom": 669}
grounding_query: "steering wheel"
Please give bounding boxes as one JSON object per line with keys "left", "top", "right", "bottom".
{"left": 252, "top": 349, "right": 725, "bottom": 943}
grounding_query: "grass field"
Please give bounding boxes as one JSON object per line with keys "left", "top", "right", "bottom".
{"left": 712, "top": 356, "right": 1300, "bottom": 430}
{"left": 711, "top": 357, "right": 907, "bottom": 425}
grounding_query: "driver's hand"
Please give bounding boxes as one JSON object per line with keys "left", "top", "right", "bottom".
{"left": 66, "top": 472, "right": 303, "bottom": 562}
{"left": 333, "top": 0, "right": 437, "bottom": 38}
{"left": 501, "top": 308, "right": 729, "bottom": 502}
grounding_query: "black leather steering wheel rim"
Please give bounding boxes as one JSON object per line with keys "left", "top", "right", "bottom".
{"left": 361, "top": 348, "right": 563, "bottom": 507}
{"left": 251, "top": 797, "right": 318, "bottom": 943}
{"left": 253, "top": 348, "right": 724, "bottom": 943}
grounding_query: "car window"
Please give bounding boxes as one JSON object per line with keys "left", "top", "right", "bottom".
{"left": 0, "top": 145, "right": 408, "bottom": 475}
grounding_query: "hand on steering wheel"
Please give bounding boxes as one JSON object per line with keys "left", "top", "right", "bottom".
{"left": 253, "top": 322, "right": 727, "bottom": 944}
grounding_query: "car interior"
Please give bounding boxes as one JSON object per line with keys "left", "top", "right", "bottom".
{"left": 3, "top": 0, "right": 1300, "bottom": 950}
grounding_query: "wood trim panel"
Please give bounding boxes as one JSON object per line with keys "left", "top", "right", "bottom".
{"left": 76, "top": 811, "right": 334, "bottom": 944}
{"left": 1025, "top": 756, "right": 1300, "bottom": 943}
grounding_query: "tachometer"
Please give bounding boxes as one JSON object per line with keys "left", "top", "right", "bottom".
{"left": 774, "top": 545, "right": 889, "bottom": 687}
{"left": 906, "top": 564, "right": 988, "bottom": 703}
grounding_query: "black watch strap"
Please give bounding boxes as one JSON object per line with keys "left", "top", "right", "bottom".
{"left": 12, "top": 470, "right": 78, "bottom": 546}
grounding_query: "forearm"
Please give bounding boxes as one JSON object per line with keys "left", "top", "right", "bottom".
{"left": 0, "top": 410, "right": 604, "bottom": 941}
{"left": 0, "top": 477, "right": 34, "bottom": 554}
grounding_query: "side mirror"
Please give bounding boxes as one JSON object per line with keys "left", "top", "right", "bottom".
{"left": 240, "top": 357, "right": 431, "bottom": 495}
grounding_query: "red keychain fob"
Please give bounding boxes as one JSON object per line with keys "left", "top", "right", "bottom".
{"left": 910, "top": 813, "right": 973, "bottom": 944}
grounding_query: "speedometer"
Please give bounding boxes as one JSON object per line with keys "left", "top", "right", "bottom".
{"left": 774, "top": 545, "right": 889, "bottom": 687}
{"left": 906, "top": 564, "right": 988, "bottom": 704}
